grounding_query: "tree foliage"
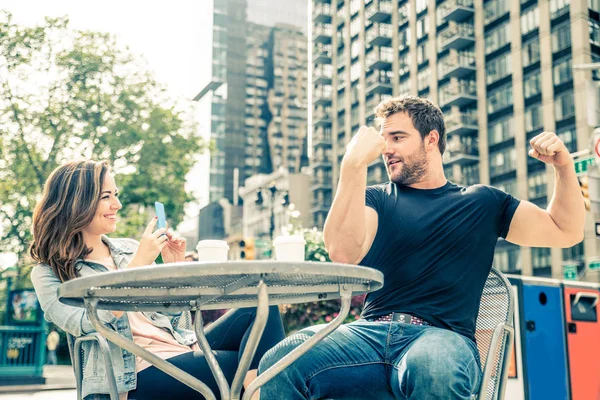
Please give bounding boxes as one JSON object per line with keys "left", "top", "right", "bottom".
{"left": 0, "top": 12, "right": 208, "bottom": 264}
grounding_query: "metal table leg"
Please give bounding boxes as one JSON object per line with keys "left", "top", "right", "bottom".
{"left": 242, "top": 285, "right": 354, "bottom": 400}
{"left": 85, "top": 299, "right": 217, "bottom": 400}
{"left": 230, "top": 281, "right": 269, "bottom": 400}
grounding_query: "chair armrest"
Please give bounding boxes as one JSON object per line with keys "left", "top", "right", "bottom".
{"left": 73, "top": 332, "right": 119, "bottom": 400}
{"left": 477, "top": 322, "right": 515, "bottom": 400}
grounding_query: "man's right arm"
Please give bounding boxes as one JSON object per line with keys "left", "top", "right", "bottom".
{"left": 323, "top": 126, "right": 384, "bottom": 264}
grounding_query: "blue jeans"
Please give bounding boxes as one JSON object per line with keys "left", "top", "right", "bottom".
{"left": 258, "top": 320, "right": 482, "bottom": 399}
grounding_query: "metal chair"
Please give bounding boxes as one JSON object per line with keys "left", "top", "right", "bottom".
{"left": 472, "top": 267, "right": 515, "bottom": 400}
{"left": 67, "top": 332, "right": 119, "bottom": 400}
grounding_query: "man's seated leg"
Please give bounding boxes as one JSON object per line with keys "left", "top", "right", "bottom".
{"left": 391, "top": 327, "right": 482, "bottom": 400}
{"left": 258, "top": 321, "right": 394, "bottom": 400}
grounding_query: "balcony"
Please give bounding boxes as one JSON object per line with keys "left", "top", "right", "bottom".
{"left": 366, "top": 47, "right": 393, "bottom": 70}
{"left": 438, "top": 53, "right": 476, "bottom": 79}
{"left": 312, "top": 130, "right": 332, "bottom": 147}
{"left": 313, "top": 3, "right": 332, "bottom": 24}
{"left": 439, "top": 80, "right": 477, "bottom": 108}
{"left": 445, "top": 111, "right": 478, "bottom": 136}
{"left": 439, "top": 23, "right": 475, "bottom": 51}
{"left": 366, "top": 23, "right": 393, "bottom": 47}
{"left": 311, "top": 157, "right": 333, "bottom": 169}
{"left": 365, "top": 0, "right": 393, "bottom": 22}
{"left": 314, "top": 66, "right": 332, "bottom": 85}
{"left": 311, "top": 202, "right": 331, "bottom": 215}
{"left": 310, "top": 175, "right": 331, "bottom": 191}
{"left": 443, "top": 139, "right": 479, "bottom": 165}
{"left": 366, "top": 72, "right": 392, "bottom": 95}
{"left": 313, "top": 25, "right": 332, "bottom": 44}
{"left": 314, "top": 45, "right": 332, "bottom": 64}
{"left": 313, "top": 110, "right": 332, "bottom": 127}
{"left": 441, "top": 0, "right": 475, "bottom": 22}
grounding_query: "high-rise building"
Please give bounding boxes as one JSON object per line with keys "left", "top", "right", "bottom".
{"left": 201, "top": 0, "right": 309, "bottom": 203}
{"left": 310, "top": 0, "right": 600, "bottom": 280}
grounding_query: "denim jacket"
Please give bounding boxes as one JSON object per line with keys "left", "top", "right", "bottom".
{"left": 31, "top": 235, "right": 197, "bottom": 399}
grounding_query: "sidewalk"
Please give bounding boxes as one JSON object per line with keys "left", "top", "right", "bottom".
{"left": 0, "top": 365, "right": 76, "bottom": 394}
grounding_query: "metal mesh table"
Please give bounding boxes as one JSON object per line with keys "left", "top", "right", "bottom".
{"left": 58, "top": 261, "right": 384, "bottom": 400}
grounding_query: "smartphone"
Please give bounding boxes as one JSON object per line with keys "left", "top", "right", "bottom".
{"left": 154, "top": 202, "right": 167, "bottom": 230}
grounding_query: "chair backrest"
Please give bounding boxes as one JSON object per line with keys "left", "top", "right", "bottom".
{"left": 474, "top": 268, "right": 515, "bottom": 400}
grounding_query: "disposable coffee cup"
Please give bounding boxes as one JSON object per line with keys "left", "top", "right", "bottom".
{"left": 196, "top": 240, "right": 229, "bottom": 262}
{"left": 273, "top": 235, "right": 306, "bottom": 262}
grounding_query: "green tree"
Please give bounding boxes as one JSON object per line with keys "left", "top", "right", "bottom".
{"left": 0, "top": 12, "right": 208, "bottom": 264}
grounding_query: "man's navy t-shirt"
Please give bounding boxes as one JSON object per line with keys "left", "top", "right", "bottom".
{"left": 360, "top": 181, "right": 520, "bottom": 343}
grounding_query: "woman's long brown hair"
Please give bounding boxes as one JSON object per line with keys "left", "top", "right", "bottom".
{"left": 30, "top": 161, "right": 110, "bottom": 282}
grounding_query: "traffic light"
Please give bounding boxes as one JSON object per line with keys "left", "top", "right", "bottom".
{"left": 241, "top": 237, "right": 255, "bottom": 260}
{"left": 579, "top": 176, "right": 590, "bottom": 211}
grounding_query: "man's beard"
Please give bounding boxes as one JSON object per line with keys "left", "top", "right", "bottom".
{"left": 386, "top": 145, "right": 428, "bottom": 186}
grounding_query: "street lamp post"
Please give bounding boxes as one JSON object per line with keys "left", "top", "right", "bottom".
{"left": 255, "top": 183, "right": 290, "bottom": 244}
{"left": 2, "top": 265, "right": 18, "bottom": 326}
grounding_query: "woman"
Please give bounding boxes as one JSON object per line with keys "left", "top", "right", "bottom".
{"left": 30, "top": 160, "right": 285, "bottom": 400}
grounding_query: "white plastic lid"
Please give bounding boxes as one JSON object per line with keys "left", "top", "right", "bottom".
{"left": 196, "top": 240, "right": 229, "bottom": 249}
{"left": 273, "top": 235, "right": 306, "bottom": 245}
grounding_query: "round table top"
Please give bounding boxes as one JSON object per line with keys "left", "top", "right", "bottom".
{"left": 58, "top": 260, "right": 384, "bottom": 312}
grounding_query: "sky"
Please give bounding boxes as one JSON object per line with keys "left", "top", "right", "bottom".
{"left": 2, "top": 0, "right": 215, "bottom": 236}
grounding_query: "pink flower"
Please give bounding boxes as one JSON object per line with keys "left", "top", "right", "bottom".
{"left": 325, "top": 315, "right": 332, "bottom": 322}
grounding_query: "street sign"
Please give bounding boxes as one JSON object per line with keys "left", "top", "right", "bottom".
{"left": 574, "top": 156, "right": 595, "bottom": 175}
{"left": 588, "top": 258, "right": 600, "bottom": 271}
{"left": 563, "top": 264, "right": 578, "bottom": 280}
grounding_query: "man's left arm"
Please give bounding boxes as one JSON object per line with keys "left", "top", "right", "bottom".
{"left": 505, "top": 131, "right": 585, "bottom": 248}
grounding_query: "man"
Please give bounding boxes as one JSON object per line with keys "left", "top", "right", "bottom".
{"left": 258, "top": 96, "right": 585, "bottom": 399}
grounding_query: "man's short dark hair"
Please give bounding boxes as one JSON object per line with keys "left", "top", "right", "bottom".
{"left": 374, "top": 95, "right": 446, "bottom": 155}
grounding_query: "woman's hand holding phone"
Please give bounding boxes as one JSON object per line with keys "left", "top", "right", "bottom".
{"left": 129, "top": 217, "right": 169, "bottom": 268}
{"left": 161, "top": 230, "right": 187, "bottom": 264}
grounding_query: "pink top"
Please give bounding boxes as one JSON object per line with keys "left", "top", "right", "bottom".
{"left": 87, "top": 254, "right": 198, "bottom": 400}
{"left": 127, "top": 311, "right": 200, "bottom": 372}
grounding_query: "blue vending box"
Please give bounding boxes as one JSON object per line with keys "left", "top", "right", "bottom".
{"left": 520, "top": 277, "right": 570, "bottom": 400}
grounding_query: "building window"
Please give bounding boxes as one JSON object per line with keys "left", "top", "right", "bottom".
{"left": 487, "top": 84, "right": 513, "bottom": 114}
{"left": 418, "top": 67, "right": 430, "bottom": 91}
{"left": 563, "top": 241, "right": 585, "bottom": 262}
{"left": 490, "top": 147, "right": 516, "bottom": 177}
{"left": 532, "top": 248, "right": 552, "bottom": 276}
{"left": 522, "top": 39, "right": 540, "bottom": 67}
{"left": 528, "top": 170, "right": 547, "bottom": 200}
{"left": 553, "top": 57, "right": 572, "bottom": 86}
{"left": 488, "top": 116, "right": 514, "bottom": 145}
{"left": 399, "top": 53, "right": 410, "bottom": 75}
{"left": 549, "top": 0, "right": 570, "bottom": 18}
{"left": 523, "top": 73, "right": 541, "bottom": 98}
{"left": 484, "top": 0, "right": 509, "bottom": 24}
{"left": 495, "top": 178, "right": 518, "bottom": 196}
{"left": 485, "top": 22, "right": 510, "bottom": 55}
{"left": 350, "top": 16, "right": 361, "bottom": 38}
{"left": 417, "top": 15, "right": 430, "bottom": 39}
{"left": 554, "top": 91, "right": 575, "bottom": 120}
{"left": 520, "top": 7, "right": 539, "bottom": 35}
{"left": 486, "top": 53, "right": 512, "bottom": 84}
{"left": 416, "top": 0, "right": 428, "bottom": 14}
{"left": 417, "top": 42, "right": 429, "bottom": 64}
{"left": 552, "top": 23, "right": 571, "bottom": 53}
{"left": 399, "top": 28, "right": 411, "bottom": 51}
{"left": 591, "top": 20, "right": 600, "bottom": 47}
{"left": 525, "top": 104, "right": 543, "bottom": 132}
{"left": 591, "top": 0, "right": 600, "bottom": 12}
{"left": 493, "top": 247, "right": 521, "bottom": 273}
{"left": 557, "top": 127, "right": 577, "bottom": 153}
